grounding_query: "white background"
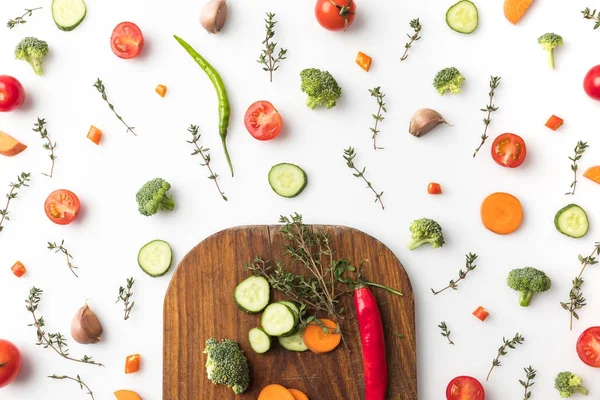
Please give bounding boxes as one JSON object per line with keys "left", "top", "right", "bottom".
{"left": 1, "top": 0, "right": 600, "bottom": 399}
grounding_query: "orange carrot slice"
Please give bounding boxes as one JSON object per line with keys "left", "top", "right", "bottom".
{"left": 0, "top": 131, "right": 27, "bottom": 156}
{"left": 114, "top": 390, "right": 142, "bottom": 400}
{"left": 504, "top": 0, "right": 534, "bottom": 25}
{"left": 155, "top": 84, "right": 167, "bottom": 98}
{"left": 583, "top": 166, "right": 600, "bottom": 184}
{"left": 257, "top": 384, "right": 295, "bottom": 400}
{"left": 302, "top": 318, "right": 342, "bottom": 354}
{"left": 288, "top": 388, "right": 310, "bottom": 400}
{"left": 481, "top": 192, "right": 523, "bottom": 235}
{"left": 87, "top": 126, "right": 103, "bottom": 145}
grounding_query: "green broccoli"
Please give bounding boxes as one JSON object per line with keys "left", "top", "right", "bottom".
{"left": 407, "top": 218, "right": 445, "bottom": 250}
{"left": 538, "top": 33, "right": 563, "bottom": 70}
{"left": 14, "top": 37, "right": 49, "bottom": 76}
{"left": 136, "top": 178, "right": 175, "bottom": 216}
{"left": 433, "top": 67, "right": 465, "bottom": 95}
{"left": 555, "top": 371, "right": 588, "bottom": 398}
{"left": 300, "top": 68, "right": 342, "bottom": 109}
{"left": 506, "top": 267, "right": 551, "bottom": 307}
{"left": 204, "top": 338, "right": 250, "bottom": 395}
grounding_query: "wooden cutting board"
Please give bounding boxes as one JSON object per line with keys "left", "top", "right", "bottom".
{"left": 163, "top": 225, "right": 417, "bottom": 399}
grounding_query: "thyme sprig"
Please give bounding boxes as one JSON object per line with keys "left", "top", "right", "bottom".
{"left": 486, "top": 333, "right": 525, "bottom": 381}
{"left": 582, "top": 8, "right": 600, "bottom": 30}
{"left": 7, "top": 7, "right": 42, "bottom": 29}
{"left": 116, "top": 277, "right": 135, "bottom": 321}
{"left": 369, "top": 87, "right": 387, "bottom": 150}
{"left": 93, "top": 78, "right": 136, "bottom": 136}
{"left": 343, "top": 147, "right": 385, "bottom": 210}
{"left": 431, "top": 253, "right": 478, "bottom": 295}
{"left": 257, "top": 12, "right": 287, "bottom": 82}
{"left": 49, "top": 374, "right": 95, "bottom": 400}
{"left": 26, "top": 287, "right": 103, "bottom": 367}
{"left": 400, "top": 18, "right": 422, "bottom": 61}
{"left": 565, "top": 141, "right": 589, "bottom": 195}
{"left": 48, "top": 240, "right": 78, "bottom": 278}
{"left": 438, "top": 321, "right": 454, "bottom": 345}
{"left": 33, "top": 118, "right": 56, "bottom": 177}
{"left": 473, "top": 76, "right": 501, "bottom": 158}
{"left": 0, "top": 172, "right": 31, "bottom": 234}
{"left": 187, "top": 125, "right": 227, "bottom": 201}
{"left": 520, "top": 366, "right": 536, "bottom": 400}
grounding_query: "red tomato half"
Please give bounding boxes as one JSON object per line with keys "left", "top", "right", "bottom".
{"left": 315, "top": 0, "right": 356, "bottom": 31}
{"left": 44, "top": 189, "right": 81, "bottom": 225}
{"left": 491, "top": 133, "right": 527, "bottom": 168}
{"left": 111, "top": 22, "right": 144, "bottom": 59}
{"left": 0, "top": 75, "right": 25, "bottom": 112}
{"left": 244, "top": 101, "right": 283, "bottom": 141}
{"left": 583, "top": 65, "right": 600, "bottom": 101}
{"left": 0, "top": 339, "right": 22, "bottom": 388}
{"left": 577, "top": 326, "right": 600, "bottom": 368}
{"left": 446, "top": 376, "right": 485, "bottom": 400}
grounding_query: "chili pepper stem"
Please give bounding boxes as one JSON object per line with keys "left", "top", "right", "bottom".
{"left": 365, "top": 281, "right": 403, "bottom": 296}
{"left": 221, "top": 135, "right": 234, "bottom": 177}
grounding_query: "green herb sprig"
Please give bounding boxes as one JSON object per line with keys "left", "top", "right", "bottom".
{"left": 116, "top": 277, "right": 135, "bottom": 321}
{"left": 7, "top": 7, "right": 42, "bottom": 29}
{"left": 400, "top": 18, "right": 422, "bottom": 61}
{"left": 33, "top": 118, "right": 56, "bottom": 178}
{"left": 49, "top": 374, "right": 95, "bottom": 399}
{"left": 0, "top": 172, "right": 31, "bottom": 234}
{"left": 486, "top": 333, "right": 525, "bottom": 381}
{"left": 565, "top": 141, "right": 589, "bottom": 195}
{"left": 48, "top": 240, "right": 78, "bottom": 278}
{"left": 93, "top": 78, "right": 136, "bottom": 136}
{"left": 369, "top": 87, "right": 387, "bottom": 150}
{"left": 431, "top": 253, "right": 478, "bottom": 295}
{"left": 473, "top": 76, "right": 501, "bottom": 158}
{"left": 520, "top": 366, "right": 536, "bottom": 400}
{"left": 438, "top": 321, "right": 454, "bottom": 345}
{"left": 582, "top": 8, "right": 600, "bottom": 30}
{"left": 343, "top": 147, "right": 385, "bottom": 210}
{"left": 257, "top": 12, "right": 287, "bottom": 82}
{"left": 187, "top": 125, "right": 227, "bottom": 201}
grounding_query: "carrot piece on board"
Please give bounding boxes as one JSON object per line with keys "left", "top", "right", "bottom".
{"left": 583, "top": 166, "right": 600, "bottom": 185}
{"left": 0, "top": 131, "right": 27, "bottom": 156}
{"left": 504, "top": 0, "right": 534, "bottom": 25}
{"left": 288, "top": 388, "right": 310, "bottom": 400}
{"left": 473, "top": 306, "right": 489, "bottom": 321}
{"left": 11, "top": 261, "right": 26, "bottom": 278}
{"left": 257, "top": 384, "right": 295, "bottom": 400}
{"left": 302, "top": 318, "right": 342, "bottom": 354}
{"left": 481, "top": 192, "right": 523, "bottom": 235}
{"left": 87, "top": 126, "right": 103, "bottom": 145}
{"left": 356, "top": 52, "right": 372, "bottom": 72}
{"left": 155, "top": 84, "right": 167, "bottom": 98}
{"left": 545, "top": 115, "right": 564, "bottom": 131}
{"left": 125, "top": 354, "right": 141, "bottom": 374}
{"left": 114, "top": 390, "right": 142, "bottom": 400}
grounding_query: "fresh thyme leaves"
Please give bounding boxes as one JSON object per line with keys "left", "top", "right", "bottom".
{"left": 49, "top": 374, "right": 95, "bottom": 400}
{"left": 561, "top": 243, "right": 600, "bottom": 330}
{"left": 343, "top": 147, "right": 385, "bottom": 210}
{"left": 26, "top": 287, "right": 103, "bottom": 367}
{"left": 7, "top": 7, "right": 42, "bottom": 29}
{"left": 33, "top": 117, "right": 57, "bottom": 177}
{"left": 93, "top": 78, "right": 136, "bottom": 136}
{"left": 520, "top": 366, "right": 536, "bottom": 400}
{"left": 369, "top": 87, "right": 387, "bottom": 150}
{"left": 0, "top": 172, "right": 31, "bottom": 234}
{"left": 187, "top": 124, "right": 227, "bottom": 201}
{"left": 582, "top": 8, "right": 600, "bottom": 30}
{"left": 334, "top": 259, "right": 402, "bottom": 296}
{"left": 473, "top": 76, "right": 501, "bottom": 158}
{"left": 431, "top": 253, "right": 478, "bottom": 295}
{"left": 395, "top": 333, "right": 405, "bottom": 339}
{"left": 116, "top": 277, "right": 135, "bottom": 320}
{"left": 486, "top": 333, "right": 525, "bottom": 381}
{"left": 565, "top": 141, "right": 589, "bottom": 195}
{"left": 257, "top": 12, "right": 287, "bottom": 82}
{"left": 400, "top": 18, "right": 422, "bottom": 61}
{"left": 438, "top": 321, "right": 454, "bottom": 345}
{"left": 48, "top": 240, "right": 78, "bottom": 278}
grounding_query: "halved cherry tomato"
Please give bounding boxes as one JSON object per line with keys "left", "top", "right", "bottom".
{"left": 446, "top": 376, "right": 485, "bottom": 400}
{"left": 11, "top": 261, "right": 26, "bottom": 278}
{"left": 44, "top": 189, "right": 81, "bottom": 225}
{"left": 244, "top": 101, "right": 283, "bottom": 141}
{"left": 315, "top": 0, "right": 356, "bottom": 31}
{"left": 0, "top": 339, "right": 22, "bottom": 388}
{"left": 576, "top": 326, "right": 600, "bottom": 368}
{"left": 428, "top": 182, "right": 442, "bottom": 195}
{"left": 0, "top": 75, "right": 25, "bottom": 112}
{"left": 491, "top": 133, "right": 527, "bottom": 168}
{"left": 111, "top": 22, "right": 144, "bottom": 59}
{"left": 472, "top": 306, "right": 489, "bottom": 322}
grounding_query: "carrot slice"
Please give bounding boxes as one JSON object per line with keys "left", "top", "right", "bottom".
{"left": 257, "top": 384, "right": 295, "bottom": 400}
{"left": 504, "top": 0, "right": 534, "bottom": 25}
{"left": 155, "top": 84, "right": 167, "bottom": 98}
{"left": 288, "top": 388, "right": 310, "bottom": 400}
{"left": 302, "top": 318, "right": 341, "bottom": 354}
{"left": 583, "top": 166, "right": 600, "bottom": 185}
{"left": 355, "top": 52, "right": 372, "bottom": 72}
{"left": 114, "top": 390, "right": 142, "bottom": 400}
{"left": 481, "top": 192, "right": 523, "bottom": 235}
{"left": 0, "top": 131, "right": 27, "bottom": 156}
{"left": 87, "top": 126, "right": 103, "bottom": 145}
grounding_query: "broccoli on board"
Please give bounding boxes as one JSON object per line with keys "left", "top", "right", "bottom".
{"left": 300, "top": 68, "right": 342, "bottom": 109}
{"left": 555, "top": 371, "right": 588, "bottom": 398}
{"left": 506, "top": 267, "right": 551, "bottom": 307}
{"left": 136, "top": 178, "right": 175, "bottom": 216}
{"left": 538, "top": 33, "right": 563, "bottom": 70}
{"left": 407, "top": 218, "right": 445, "bottom": 250}
{"left": 433, "top": 67, "right": 465, "bottom": 95}
{"left": 15, "top": 37, "right": 49, "bottom": 76}
{"left": 204, "top": 338, "right": 250, "bottom": 395}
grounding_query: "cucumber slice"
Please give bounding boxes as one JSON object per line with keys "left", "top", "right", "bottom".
{"left": 234, "top": 276, "right": 270, "bottom": 314}
{"left": 277, "top": 301, "right": 300, "bottom": 318}
{"left": 138, "top": 240, "right": 173, "bottom": 277}
{"left": 52, "top": 0, "right": 87, "bottom": 31}
{"left": 554, "top": 204, "right": 589, "bottom": 238}
{"left": 261, "top": 303, "right": 297, "bottom": 337}
{"left": 446, "top": 0, "right": 478, "bottom": 34}
{"left": 268, "top": 163, "right": 307, "bottom": 198}
{"left": 248, "top": 327, "right": 271, "bottom": 354}
{"left": 278, "top": 331, "right": 308, "bottom": 352}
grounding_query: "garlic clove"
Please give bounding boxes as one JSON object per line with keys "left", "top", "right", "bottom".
{"left": 409, "top": 108, "right": 450, "bottom": 138}
{"left": 200, "top": 0, "right": 228, "bottom": 34}
{"left": 71, "top": 303, "right": 103, "bottom": 344}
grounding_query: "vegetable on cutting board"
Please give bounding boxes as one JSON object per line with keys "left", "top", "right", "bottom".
{"left": 268, "top": 163, "right": 308, "bottom": 198}
{"left": 244, "top": 101, "right": 283, "bottom": 141}
{"left": 70, "top": 303, "right": 103, "bottom": 344}
{"left": 0, "top": 339, "right": 22, "bottom": 388}
{"left": 136, "top": 178, "right": 175, "bottom": 217}
{"left": 554, "top": 371, "right": 589, "bottom": 397}
{"left": 52, "top": 0, "right": 87, "bottom": 31}
{"left": 199, "top": 0, "right": 228, "bottom": 34}
{"left": 356, "top": 51, "right": 372, "bottom": 72}
{"left": 288, "top": 389, "right": 309, "bottom": 400}
{"left": 44, "top": 189, "right": 81, "bottom": 225}
{"left": 111, "top": 22, "right": 144, "bottom": 59}
{"left": 472, "top": 306, "right": 489, "bottom": 321}
{"left": 0, "top": 131, "right": 27, "bottom": 156}
{"left": 261, "top": 303, "right": 298, "bottom": 337}
{"left": 446, "top": 1, "right": 479, "bottom": 34}
{"left": 15, "top": 37, "right": 49, "bottom": 76}
{"left": 155, "top": 84, "right": 167, "bottom": 98}
{"left": 11, "top": 261, "right": 26, "bottom": 278}
{"left": 538, "top": 33, "right": 563, "bottom": 70}
{"left": 138, "top": 239, "right": 173, "bottom": 277}
{"left": 446, "top": 376, "right": 485, "bottom": 400}
{"left": 258, "top": 384, "right": 296, "bottom": 400}
{"left": 507, "top": 267, "right": 551, "bottom": 307}
{"left": 576, "top": 326, "right": 600, "bottom": 368}
{"left": 125, "top": 354, "right": 141, "bottom": 374}
{"left": 302, "top": 318, "right": 341, "bottom": 354}
{"left": 491, "top": 133, "right": 527, "bottom": 168}
{"left": 87, "top": 125, "right": 102, "bottom": 145}
{"left": 278, "top": 331, "right": 308, "bottom": 352}
{"left": 481, "top": 192, "right": 523, "bottom": 235}
{"left": 555, "top": 204, "right": 589, "bottom": 238}
{"left": 114, "top": 390, "right": 142, "bottom": 400}
{"left": 234, "top": 275, "right": 270, "bottom": 313}
{"left": 204, "top": 338, "right": 250, "bottom": 394}
{"left": 407, "top": 218, "right": 445, "bottom": 250}
{"left": 315, "top": 0, "right": 356, "bottom": 31}
{"left": 504, "top": 0, "right": 534, "bottom": 25}
{"left": 408, "top": 108, "right": 450, "bottom": 138}
{"left": 248, "top": 328, "right": 271, "bottom": 354}
{"left": 433, "top": 67, "right": 465, "bottom": 95}
{"left": 428, "top": 183, "right": 442, "bottom": 195}
{"left": 545, "top": 115, "right": 564, "bottom": 131}
{"left": 300, "top": 68, "right": 342, "bottom": 110}
{"left": 584, "top": 166, "right": 600, "bottom": 184}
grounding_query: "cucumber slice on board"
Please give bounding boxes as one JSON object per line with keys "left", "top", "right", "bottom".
{"left": 248, "top": 327, "right": 272, "bottom": 354}
{"left": 277, "top": 301, "right": 300, "bottom": 318}
{"left": 52, "top": 0, "right": 87, "bottom": 31}
{"left": 278, "top": 331, "right": 308, "bottom": 352}
{"left": 554, "top": 204, "right": 589, "bottom": 238}
{"left": 268, "top": 163, "right": 307, "bottom": 198}
{"left": 446, "top": 0, "right": 478, "bottom": 34}
{"left": 138, "top": 240, "right": 173, "bottom": 277}
{"left": 234, "top": 276, "right": 270, "bottom": 314}
{"left": 261, "top": 303, "right": 298, "bottom": 337}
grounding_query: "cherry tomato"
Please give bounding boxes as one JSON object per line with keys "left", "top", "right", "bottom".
{"left": 446, "top": 376, "right": 485, "bottom": 400}
{"left": 315, "top": 0, "right": 356, "bottom": 31}
{"left": 44, "top": 189, "right": 81, "bottom": 225}
{"left": 110, "top": 22, "right": 144, "bottom": 59}
{"left": 0, "top": 339, "right": 22, "bottom": 388}
{"left": 0, "top": 75, "right": 25, "bottom": 112}
{"left": 577, "top": 326, "right": 600, "bottom": 368}
{"left": 583, "top": 65, "right": 600, "bottom": 101}
{"left": 491, "top": 133, "right": 527, "bottom": 168}
{"left": 244, "top": 101, "right": 283, "bottom": 141}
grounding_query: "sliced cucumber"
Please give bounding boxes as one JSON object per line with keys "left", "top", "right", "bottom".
{"left": 261, "top": 303, "right": 297, "bottom": 337}
{"left": 446, "top": 0, "right": 478, "bottom": 34}
{"left": 277, "top": 301, "right": 300, "bottom": 318}
{"left": 52, "top": 0, "right": 87, "bottom": 31}
{"left": 278, "top": 331, "right": 308, "bottom": 352}
{"left": 268, "top": 163, "right": 307, "bottom": 198}
{"left": 234, "top": 276, "right": 270, "bottom": 314}
{"left": 138, "top": 240, "right": 173, "bottom": 277}
{"left": 248, "top": 327, "right": 271, "bottom": 354}
{"left": 554, "top": 204, "right": 589, "bottom": 238}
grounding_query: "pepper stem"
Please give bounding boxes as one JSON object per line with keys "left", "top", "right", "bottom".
{"left": 221, "top": 136, "right": 234, "bottom": 177}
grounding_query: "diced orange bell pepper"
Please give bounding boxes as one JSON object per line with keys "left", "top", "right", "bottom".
{"left": 428, "top": 182, "right": 442, "bottom": 195}
{"left": 87, "top": 126, "right": 103, "bottom": 145}
{"left": 545, "top": 115, "right": 564, "bottom": 131}
{"left": 473, "top": 306, "right": 489, "bottom": 322}
{"left": 125, "top": 354, "right": 141, "bottom": 374}
{"left": 155, "top": 84, "right": 167, "bottom": 98}
{"left": 11, "top": 261, "right": 26, "bottom": 278}
{"left": 355, "top": 52, "right": 372, "bottom": 72}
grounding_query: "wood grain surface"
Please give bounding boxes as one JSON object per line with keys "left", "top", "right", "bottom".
{"left": 163, "top": 225, "right": 417, "bottom": 399}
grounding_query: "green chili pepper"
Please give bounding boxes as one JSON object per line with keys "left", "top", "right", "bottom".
{"left": 174, "top": 35, "right": 234, "bottom": 177}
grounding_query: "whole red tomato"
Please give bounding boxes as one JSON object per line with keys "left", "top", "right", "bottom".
{"left": 0, "top": 339, "right": 22, "bottom": 388}
{"left": 0, "top": 76, "right": 25, "bottom": 112}
{"left": 584, "top": 65, "right": 600, "bottom": 101}
{"left": 315, "top": 0, "right": 356, "bottom": 31}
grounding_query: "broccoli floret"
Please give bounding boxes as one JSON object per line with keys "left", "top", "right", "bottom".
{"left": 15, "top": 37, "right": 49, "bottom": 76}
{"left": 136, "top": 178, "right": 175, "bottom": 216}
{"left": 555, "top": 371, "right": 588, "bottom": 398}
{"left": 506, "top": 267, "right": 551, "bottom": 307}
{"left": 204, "top": 338, "right": 250, "bottom": 395}
{"left": 433, "top": 67, "right": 465, "bottom": 95}
{"left": 300, "top": 68, "right": 342, "bottom": 109}
{"left": 407, "top": 218, "right": 445, "bottom": 250}
{"left": 538, "top": 33, "right": 563, "bottom": 70}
